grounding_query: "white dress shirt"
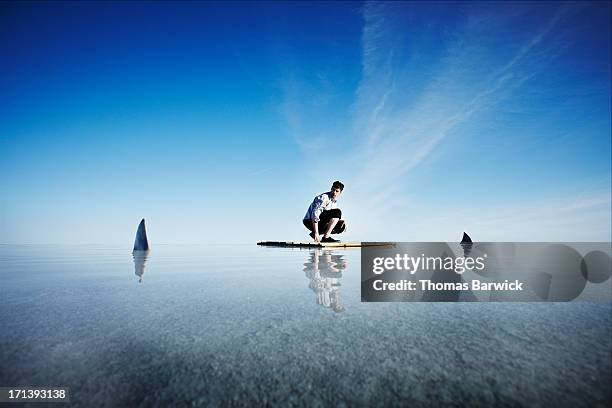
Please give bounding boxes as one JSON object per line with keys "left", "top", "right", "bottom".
{"left": 304, "top": 192, "right": 338, "bottom": 222}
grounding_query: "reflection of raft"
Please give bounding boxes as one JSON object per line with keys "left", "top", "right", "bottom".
{"left": 257, "top": 241, "right": 393, "bottom": 248}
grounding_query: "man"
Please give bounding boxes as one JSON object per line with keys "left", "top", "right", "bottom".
{"left": 303, "top": 181, "right": 347, "bottom": 243}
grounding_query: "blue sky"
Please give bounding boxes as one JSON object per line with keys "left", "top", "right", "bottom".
{"left": 1, "top": 1, "right": 610, "bottom": 244}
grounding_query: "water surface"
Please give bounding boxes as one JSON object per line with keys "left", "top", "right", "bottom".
{"left": 1, "top": 245, "right": 610, "bottom": 407}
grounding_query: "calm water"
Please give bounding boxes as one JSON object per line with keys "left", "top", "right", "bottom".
{"left": 0, "top": 245, "right": 610, "bottom": 407}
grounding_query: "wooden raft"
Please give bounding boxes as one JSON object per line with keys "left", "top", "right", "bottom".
{"left": 257, "top": 241, "right": 393, "bottom": 248}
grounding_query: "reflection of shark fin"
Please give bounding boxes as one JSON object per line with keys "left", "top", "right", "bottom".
{"left": 133, "top": 250, "right": 148, "bottom": 282}
{"left": 460, "top": 232, "right": 472, "bottom": 244}
{"left": 133, "top": 219, "right": 149, "bottom": 251}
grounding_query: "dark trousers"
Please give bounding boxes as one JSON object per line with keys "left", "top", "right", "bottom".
{"left": 303, "top": 209, "right": 345, "bottom": 234}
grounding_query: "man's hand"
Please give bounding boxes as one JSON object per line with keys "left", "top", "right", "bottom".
{"left": 314, "top": 232, "right": 321, "bottom": 243}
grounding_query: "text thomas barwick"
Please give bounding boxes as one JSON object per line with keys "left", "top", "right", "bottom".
{"left": 372, "top": 279, "right": 525, "bottom": 291}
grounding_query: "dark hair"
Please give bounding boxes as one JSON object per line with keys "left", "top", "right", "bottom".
{"left": 332, "top": 181, "right": 344, "bottom": 191}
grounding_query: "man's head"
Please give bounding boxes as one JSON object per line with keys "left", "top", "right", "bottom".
{"left": 331, "top": 181, "right": 344, "bottom": 200}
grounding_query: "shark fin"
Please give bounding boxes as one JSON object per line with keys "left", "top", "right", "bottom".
{"left": 460, "top": 232, "right": 472, "bottom": 244}
{"left": 133, "top": 218, "right": 149, "bottom": 251}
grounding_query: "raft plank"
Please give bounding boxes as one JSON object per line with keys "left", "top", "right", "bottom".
{"left": 257, "top": 241, "right": 392, "bottom": 248}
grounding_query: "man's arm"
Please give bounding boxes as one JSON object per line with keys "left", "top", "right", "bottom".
{"left": 305, "top": 193, "right": 329, "bottom": 242}
{"left": 311, "top": 220, "right": 320, "bottom": 242}
{"left": 311, "top": 194, "right": 329, "bottom": 223}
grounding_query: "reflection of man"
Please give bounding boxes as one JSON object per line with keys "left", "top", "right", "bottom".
{"left": 303, "top": 181, "right": 347, "bottom": 243}
{"left": 303, "top": 249, "right": 347, "bottom": 313}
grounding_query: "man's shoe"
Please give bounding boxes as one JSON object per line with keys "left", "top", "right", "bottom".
{"left": 321, "top": 236, "right": 339, "bottom": 243}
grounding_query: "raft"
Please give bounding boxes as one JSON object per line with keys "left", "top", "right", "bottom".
{"left": 257, "top": 241, "right": 393, "bottom": 248}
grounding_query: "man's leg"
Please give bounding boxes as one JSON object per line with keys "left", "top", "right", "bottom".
{"left": 322, "top": 218, "right": 339, "bottom": 238}
{"left": 332, "top": 220, "right": 346, "bottom": 234}
{"left": 320, "top": 209, "right": 342, "bottom": 238}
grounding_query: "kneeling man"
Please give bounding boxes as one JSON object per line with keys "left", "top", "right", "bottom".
{"left": 303, "top": 181, "right": 347, "bottom": 243}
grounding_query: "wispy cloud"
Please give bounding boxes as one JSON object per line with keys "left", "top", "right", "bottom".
{"left": 339, "top": 2, "right": 609, "bottom": 240}
{"left": 279, "top": 68, "right": 346, "bottom": 154}
{"left": 346, "top": 2, "right": 572, "bottom": 196}
{"left": 279, "top": 2, "right": 609, "bottom": 241}
{"left": 279, "top": 75, "right": 327, "bottom": 153}
{"left": 412, "top": 192, "right": 612, "bottom": 242}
